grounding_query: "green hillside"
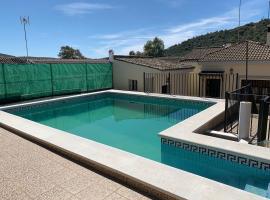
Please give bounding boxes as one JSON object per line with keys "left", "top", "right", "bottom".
{"left": 165, "top": 19, "right": 270, "bottom": 56}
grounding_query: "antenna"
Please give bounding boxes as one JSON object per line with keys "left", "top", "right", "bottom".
{"left": 268, "top": 0, "right": 270, "bottom": 19}
{"left": 20, "top": 16, "right": 30, "bottom": 57}
{"left": 238, "top": 0, "right": 242, "bottom": 43}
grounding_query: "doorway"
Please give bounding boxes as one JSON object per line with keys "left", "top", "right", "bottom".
{"left": 206, "top": 79, "right": 221, "bottom": 98}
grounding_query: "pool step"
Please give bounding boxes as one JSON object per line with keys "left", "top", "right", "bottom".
{"left": 204, "top": 130, "right": 238, "bottom": 141}
{"left": 244, "top": 182, "right": 269, "bottom": 198}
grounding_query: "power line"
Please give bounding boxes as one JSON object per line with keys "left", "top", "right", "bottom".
{"left": 20, "top": 16, "right": 30, "bottom": 57}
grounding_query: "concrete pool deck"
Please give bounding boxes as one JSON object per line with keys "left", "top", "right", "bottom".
{"left": 0, "top": 128, "right": 151, "bottom": 200}
{"left": 0, "top": 90, "right": 268, "bottom": 200}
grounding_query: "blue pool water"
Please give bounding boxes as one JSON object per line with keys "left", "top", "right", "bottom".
{"left": 8, "top": 93, "right": 270, "bottom": 198}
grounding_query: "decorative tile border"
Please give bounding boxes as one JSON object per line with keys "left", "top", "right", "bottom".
{"left": 161, "top": 137, "right": 270, "bottom": 171}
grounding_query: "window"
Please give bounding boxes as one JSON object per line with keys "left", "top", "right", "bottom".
{"left": 128, "top": 80, "right": 138, "bottom": 91}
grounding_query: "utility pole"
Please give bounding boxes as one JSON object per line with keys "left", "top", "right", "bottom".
{"left": 20, "top": 16, "right": 30, "bottom": 57}
{"left": 238, "top": 0, "right": 242, "bottom": 43}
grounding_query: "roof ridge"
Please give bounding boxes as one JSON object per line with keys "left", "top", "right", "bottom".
{"left": 198, "top": 42, "right": 242, "bottom": 60}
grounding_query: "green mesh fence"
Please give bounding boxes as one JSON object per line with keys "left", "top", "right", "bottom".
{"left": 0, "top": 65, "right": 5, "bottom": 101}
{"left": 52, "top": 63, "right": 87, "bottom": 95}
{"left": 87, "top": 63, "right": 112, "bottom": 91}
{"left": 0, "top": 62, "right": 112, "bottom": 103}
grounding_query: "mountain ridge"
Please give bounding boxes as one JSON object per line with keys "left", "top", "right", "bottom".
{"left": 165, "top": 19, "right": 270, "bottom": 56}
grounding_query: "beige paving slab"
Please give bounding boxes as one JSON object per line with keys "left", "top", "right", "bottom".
{"left": 104, "top": 192, "right": 129, "bottom": 200}
{"left": 116, "top": 187, "right": 152, "bottom": 200}
{"left": 34, "top": 186, "right": 72, "bottom": 200}
{"left": 0, "top": 128, "right": 151, "bottom": 200}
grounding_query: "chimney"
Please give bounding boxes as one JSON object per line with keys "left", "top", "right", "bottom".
{"left": 109, "top": 49, "right": 114, "bottom": 62}
{"left": 267, "top": 25, "right": 270, "bottom": 46}
{"left": 223, "top": 43, "right": 232, "bottom": 48}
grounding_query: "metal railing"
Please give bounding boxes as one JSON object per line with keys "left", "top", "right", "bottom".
{"left": 224, "top": 83, "right": 270, "bottom": 145}
{"left": 249, "top": 96, "right": 270, "bottom": 145}
{"left": 224, "top": 84, "right": 255, "bottom": 134}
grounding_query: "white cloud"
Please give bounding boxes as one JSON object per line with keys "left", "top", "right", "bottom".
{"left": 168, "top": 17, "right": 231, "bottom": 34}
{"left": 87, "top": 0, "right": 265, "bottom": 57}
{"left": 55, "top": 2, "right": 113, "bottom": 16}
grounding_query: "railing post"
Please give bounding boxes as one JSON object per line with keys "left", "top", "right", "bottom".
{"left": 257, "top": 97, "right": 269, "bottom": 143}
{"left": 224, "top": 92, "right": 229, "bottom": 132}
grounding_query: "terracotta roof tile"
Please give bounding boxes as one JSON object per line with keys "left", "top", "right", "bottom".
{"left": 180, "top": 47, "right": 223, "bottom": 61}
{"left": 0, "top": 56, "right": 109, "bottom": 64}
{"left": 114, "top": 56, "right": 193, "bottom": 71}
{"left": 201, "top": 41, "right": 270, "bottom": 62}
{"left": 0, "top": 57, "right": 30, "bottom": 64}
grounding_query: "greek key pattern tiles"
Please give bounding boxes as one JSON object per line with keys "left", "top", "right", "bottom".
{"left": 161, "top": 137, "right": 270, "bottom": 171}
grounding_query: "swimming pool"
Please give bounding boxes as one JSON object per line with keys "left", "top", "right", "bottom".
{"left": 6, "top": 92, "right": 270, "bottom": 198}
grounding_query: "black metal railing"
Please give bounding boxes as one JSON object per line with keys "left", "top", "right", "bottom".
{"left": 224, "top": 83, "right": 270, "bottom": 145}
{"left": 224, "top": 84, "right": 254, "bottom": 134}
{"left": 249, "top": 96, "right": 270, "bottom": 145}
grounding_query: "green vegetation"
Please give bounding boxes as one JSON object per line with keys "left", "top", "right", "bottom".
{"left": 165, "top": 19, "right": 270, "bottom": 56}
{"left": 144, "top": 37, "right": 165, "bottom": 57}
{"left": 129, "top": 51, "right": 135, "bottom": 56}
{"left": 58, "top": 46, "right": 85, "bottom": 59}
{"left": 130, "top": 37, "right": 165, "bottom": 57}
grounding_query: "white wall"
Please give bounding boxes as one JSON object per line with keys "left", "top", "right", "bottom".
{"left": 112, "top": 60, "right": 191, "bottom": 92}
{"left": 200, "top": 61, "right": 270, "bottom": 86}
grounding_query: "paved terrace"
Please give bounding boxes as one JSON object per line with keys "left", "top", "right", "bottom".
{"left": 0, "top": 128, "right": 151, "bottom": 200}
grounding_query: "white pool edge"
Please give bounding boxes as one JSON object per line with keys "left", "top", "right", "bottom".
{"left": 0, "top": 90, "right": 267, "bottom": 200}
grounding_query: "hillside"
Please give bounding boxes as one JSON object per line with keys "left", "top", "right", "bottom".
{"left": 165, "top": 19, "right": 270, "bottom": 56}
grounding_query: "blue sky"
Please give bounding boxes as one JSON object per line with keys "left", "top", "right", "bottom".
{"left": 0, "top": 0, "right": 268, "bottom": 58}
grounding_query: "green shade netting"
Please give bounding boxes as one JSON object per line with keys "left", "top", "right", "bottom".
{"left": 4, "top": 64, "right": 52, "bottom": 100}
{"left": 0, "top": 62, "right": 112, "bottom": 102}
{"left": 87, "top": 63, "right": 112, "bottom": 91}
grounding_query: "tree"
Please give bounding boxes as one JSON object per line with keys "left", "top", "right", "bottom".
{"left": 143, "top": 37, "right": 165, "bottom": 57}
{"left": 129, "top": 51, "right": 135, "bottom": 56}
{"left": 58, "top": 46, "right": 85, "bottom": 59}
{"left": 136, "top": 51, "right": 144, "bottom": 56}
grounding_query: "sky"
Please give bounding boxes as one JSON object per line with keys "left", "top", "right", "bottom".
{"left": 0, "top": 0, "right": 269, "bottom": 58}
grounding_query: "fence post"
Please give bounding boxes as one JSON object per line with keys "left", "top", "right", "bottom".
{"left": 85, "top": 63, "right": 88, "bottom": 91}
{"left": 199, "top": 74, "right": 201, "bottom": 97}
{"left": 143, "top": 72, "right": 146, "bottom": 93}
{"left": 257, "top": 97, "right": 269, "bottom": 143}
{"left": 236, "top": 73, "right": 239, "bottom": 90}
{"left": 168, "top": 72, "right": 171, "bottom": 95}
{"left": 49, "top": 64, "right": 54, "bottom": 96}
{"left": 2, "top": 63, "right": 7, "bottom": 101}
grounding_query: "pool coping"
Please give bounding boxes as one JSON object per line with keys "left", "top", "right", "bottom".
{"left": 0, "top": 90, "right": 267, "bottom": 200}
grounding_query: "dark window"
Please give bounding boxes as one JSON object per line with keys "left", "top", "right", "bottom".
{"left": 162, "top": 85, "right": 169, "bottom": 94}
{"left": 128, "top": 80, "right": 138, "bottom": 91}
{"left": 205, "top": 79, "right": 221, "bottom": 98}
